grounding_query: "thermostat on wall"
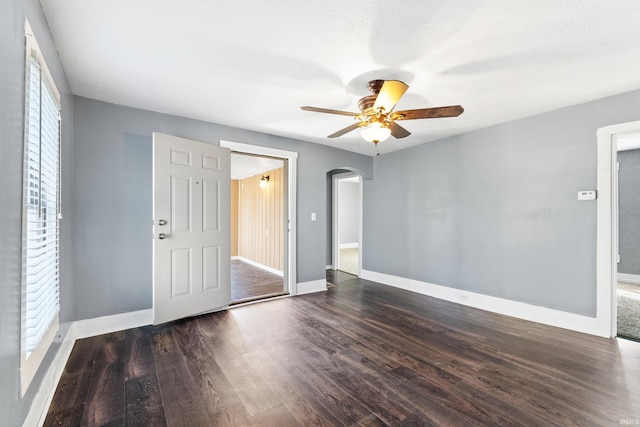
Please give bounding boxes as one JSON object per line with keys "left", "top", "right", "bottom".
{"left": 578, "top": 190, "right": 597, "bottom": 201}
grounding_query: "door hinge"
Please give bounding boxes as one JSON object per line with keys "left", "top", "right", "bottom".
{"left": 617, "top": 254, "right": 621, "bottom": 263}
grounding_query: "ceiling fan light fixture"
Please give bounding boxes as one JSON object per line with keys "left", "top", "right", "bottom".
{"left": 361, "top": 122, "right": 391, "bottom": 144}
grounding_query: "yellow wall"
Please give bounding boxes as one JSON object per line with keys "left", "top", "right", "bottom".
{"left": 231, "top": 180, "right": 239, "bottom": 256}
{"left": 236, "top": 167, "right": 284, "bottom": 272}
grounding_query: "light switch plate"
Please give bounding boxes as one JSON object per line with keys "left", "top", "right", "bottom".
{"left": 578, "top": 190, "right": 596, "bottom": 201}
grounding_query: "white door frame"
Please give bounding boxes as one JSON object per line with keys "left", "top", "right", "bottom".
{"left": 221, "top": 140, "right": 299, "bottom": 295}
{"left": 332, "top": 172, "right": 363, "bottom": 276}
{"left": 596, "top": 120, "right": 640, "bottom": 338}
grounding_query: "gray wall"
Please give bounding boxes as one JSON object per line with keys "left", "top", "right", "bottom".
{"left": 338, "top": 180, "right": 359, "bottom": 244}
{"left": 364, "top": 89, "right": 640, "bottom": 317}
{"left": 618, "top": 149, "right": 640, "bottom": 275}
{"left": 0, "top": 0, "right": 75, "bottom": 425}
{"left": 73, "top": 97, "right": 373, "bottom": 320}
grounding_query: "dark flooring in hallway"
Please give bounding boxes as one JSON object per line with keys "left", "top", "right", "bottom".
{"left": 231, "top": 259, "right": 285, "bottom": 303}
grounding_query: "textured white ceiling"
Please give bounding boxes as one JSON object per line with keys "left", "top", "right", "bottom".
{"left": 40, "top": 0, "right": 640, "bottom": 156}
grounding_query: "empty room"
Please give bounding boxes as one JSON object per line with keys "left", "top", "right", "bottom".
{"left": 3, "top": 1, "right": 640, "bottom": 426}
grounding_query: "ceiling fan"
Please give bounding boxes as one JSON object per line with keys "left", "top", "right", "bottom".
{"left": 301, "top": 79, "right": 464, "bottom": 149}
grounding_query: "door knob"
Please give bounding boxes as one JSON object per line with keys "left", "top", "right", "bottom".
{"left": 158, "top": 233, "right": 168, "bottom": 240}
{"left": 158, "top": 219, "right": 167, "bottom": 226}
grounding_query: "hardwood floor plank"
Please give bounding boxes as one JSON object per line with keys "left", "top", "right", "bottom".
{"left": 186, "top": 316, "right": 284, "bottom": 418}
{"left": 125, "top": 325, "right": 156, "bottom": 381}
{"left": 151, "top": 329, "right": 212, "bottom": 426}
{"left": 44, "top": 371, "right": 92, "bottom": 418}
{"left": 250, "top": 404, "right": 302, "bottom": 427}
{"left": 172, "top": 319, "right": 255, "bottom": 426}
{"left": 80, "top": 354, "right": 125, "bottom": 426}
{"left": 268, "top": 336, "right": 413, "bottom": 425}
{"left": 62, "top": 336, "right": 99, "bottom": 376}
{"left": 45, "top": 269, "right": 640, "bottom": 426}
{"left": 242, "top": 348, "right": 345, "bottom": 426}
{"left": 265, "top": 342, "right": 388, "bottom": 426}
{"left": 125, "top": 372, "right": 167, "bottom": 427}
{"left": 43, "top": 404, "right": 85, "bottom": 427}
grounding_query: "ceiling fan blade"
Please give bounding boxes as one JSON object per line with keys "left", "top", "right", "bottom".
{"left": 390, "top": 105, "right": 464, "bottom": 121}
{"left": 301, "top": 106, "right": 359, "bottom": 117}
{"left": 372, "top": 80, "right": 409, "bottom": 113}
{"left": 328, "top": 122, "right": 361, "bottom": 138}
{"left": 389, "top": 121, "right": 411, "bottom": 139}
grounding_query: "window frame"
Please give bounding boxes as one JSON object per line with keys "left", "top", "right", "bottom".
{"left": 20, "top": 20, "right": 62, "bottom": 397}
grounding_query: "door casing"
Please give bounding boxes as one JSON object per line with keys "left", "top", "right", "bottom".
{"left": 332, "top": 172, "right": 363, "bottom": 276}
{"left": 596, "top": 120, "right": 640, "bottom": 337}
{"left": 221, "top": 140, "right": 298, "bottom": 294}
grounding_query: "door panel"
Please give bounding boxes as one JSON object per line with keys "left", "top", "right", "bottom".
{"left": 171, "top": 176, "right": 192, "bottom": 233}
{"left": 153, "top": 132, "right": 231, "bottom": 325}
{"left": 202, "top": 179, "right": 220, "bottom": 232}
{"left": 171, "top": 248, "right": 191, "bottom": 297}
{"left": 202, "top": 246, "right": 220, "bottom": 290}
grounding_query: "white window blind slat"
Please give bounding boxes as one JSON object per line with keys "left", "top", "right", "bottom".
{"left": 22, "top": 52, "right": 61, "bottom": 357}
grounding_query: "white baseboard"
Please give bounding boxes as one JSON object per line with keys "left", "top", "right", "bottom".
{"left": 326, "top": 265, "right": 333, "bottom": 270}
{"left": 235, "top": 256, "right": 283, "bottom": 277}
{"left": 339, "top": 243, "right": 359, "bottom": 249}
{"left": 296, "top": 279, "right": 328, "bottom": 295}
{"left": 23, "top": 326, "right": 76, "bottom": 427}
{"left": 618, "top": 273, "right": 640, "bottom": 285}
{"left": 25, "top": 309, "right": 153, "bottom": 427}
{"left": 73, "top": 309, "right": 153, "bottom": 339}
{"left": 361, "top": 270, "right": 609, "bottom": 338}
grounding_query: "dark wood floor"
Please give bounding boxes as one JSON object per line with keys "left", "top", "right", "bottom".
{"left": 231, "top": 259, "right": 285, "bottom": 303}
{"left": 45, "top": 270, "right": 640, "bottom": 426}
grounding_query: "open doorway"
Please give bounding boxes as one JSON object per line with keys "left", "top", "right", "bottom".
{"left": 230, "top": 152, "right": 287, "bottom": 303}
{"left": 616, "top": 133, "right": 640, "bottom": 341}
{"left": 333, "top": 173, "right": 362, "bottom": 276}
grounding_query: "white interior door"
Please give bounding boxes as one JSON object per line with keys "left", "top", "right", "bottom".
{"left": 153, "top": 132, "right": 231, "bottom": 325}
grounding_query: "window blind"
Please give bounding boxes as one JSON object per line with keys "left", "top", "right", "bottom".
{"left": 23, "top": 53, "right": 61, "bottom": 357}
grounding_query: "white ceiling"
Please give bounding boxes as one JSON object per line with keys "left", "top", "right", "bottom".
{"left": 231, "top": 153, "right": 283, "bottom": 180}
{"left": 40, "top": 0, "right": 640, "bottom": 156}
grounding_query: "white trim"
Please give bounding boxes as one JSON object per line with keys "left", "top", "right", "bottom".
{"left": 596, "top": 120, "right": 640, "bottom": 338}
{"left": 361, "top": 270, "right": 611, "bottom": 337}
{"left": 220, "top": 140, "right": 299, "bottom": 160}
{"left": 234, "top": 256, "right": 283, "bottom": 277}
{"left": 339, "top": 243, "right": 359, "bottom": 249}
{"left": 23, "top": 309, "right": 152, "bottom": 427}
{"left": 220, "top": 140, "right": 298, "bottom": 295}
{"left": 618, "top": 273, "right": 640, "bottom": 285}
{"left": 23, "top": 321, "right": 74, "bottom": 427}
{"left": 72, "top": 309, "right": 153, "bottom": 340}
{"left": 332, "top": 172, "right": 363, "bottom": 277}
{"left": 25, "top": 21, "right": 60, "bottom": 103}
{"left": 296, "top": 279, "right": 328, "bottom": 295}
{"left": 326, "top": 265, "right": 333, "bottom": 270}
{"left": 21, "top": 19, "right": 63, "bottom": 397}
{"left": 20, "top": 315, "right": 58, "bottom": 397}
